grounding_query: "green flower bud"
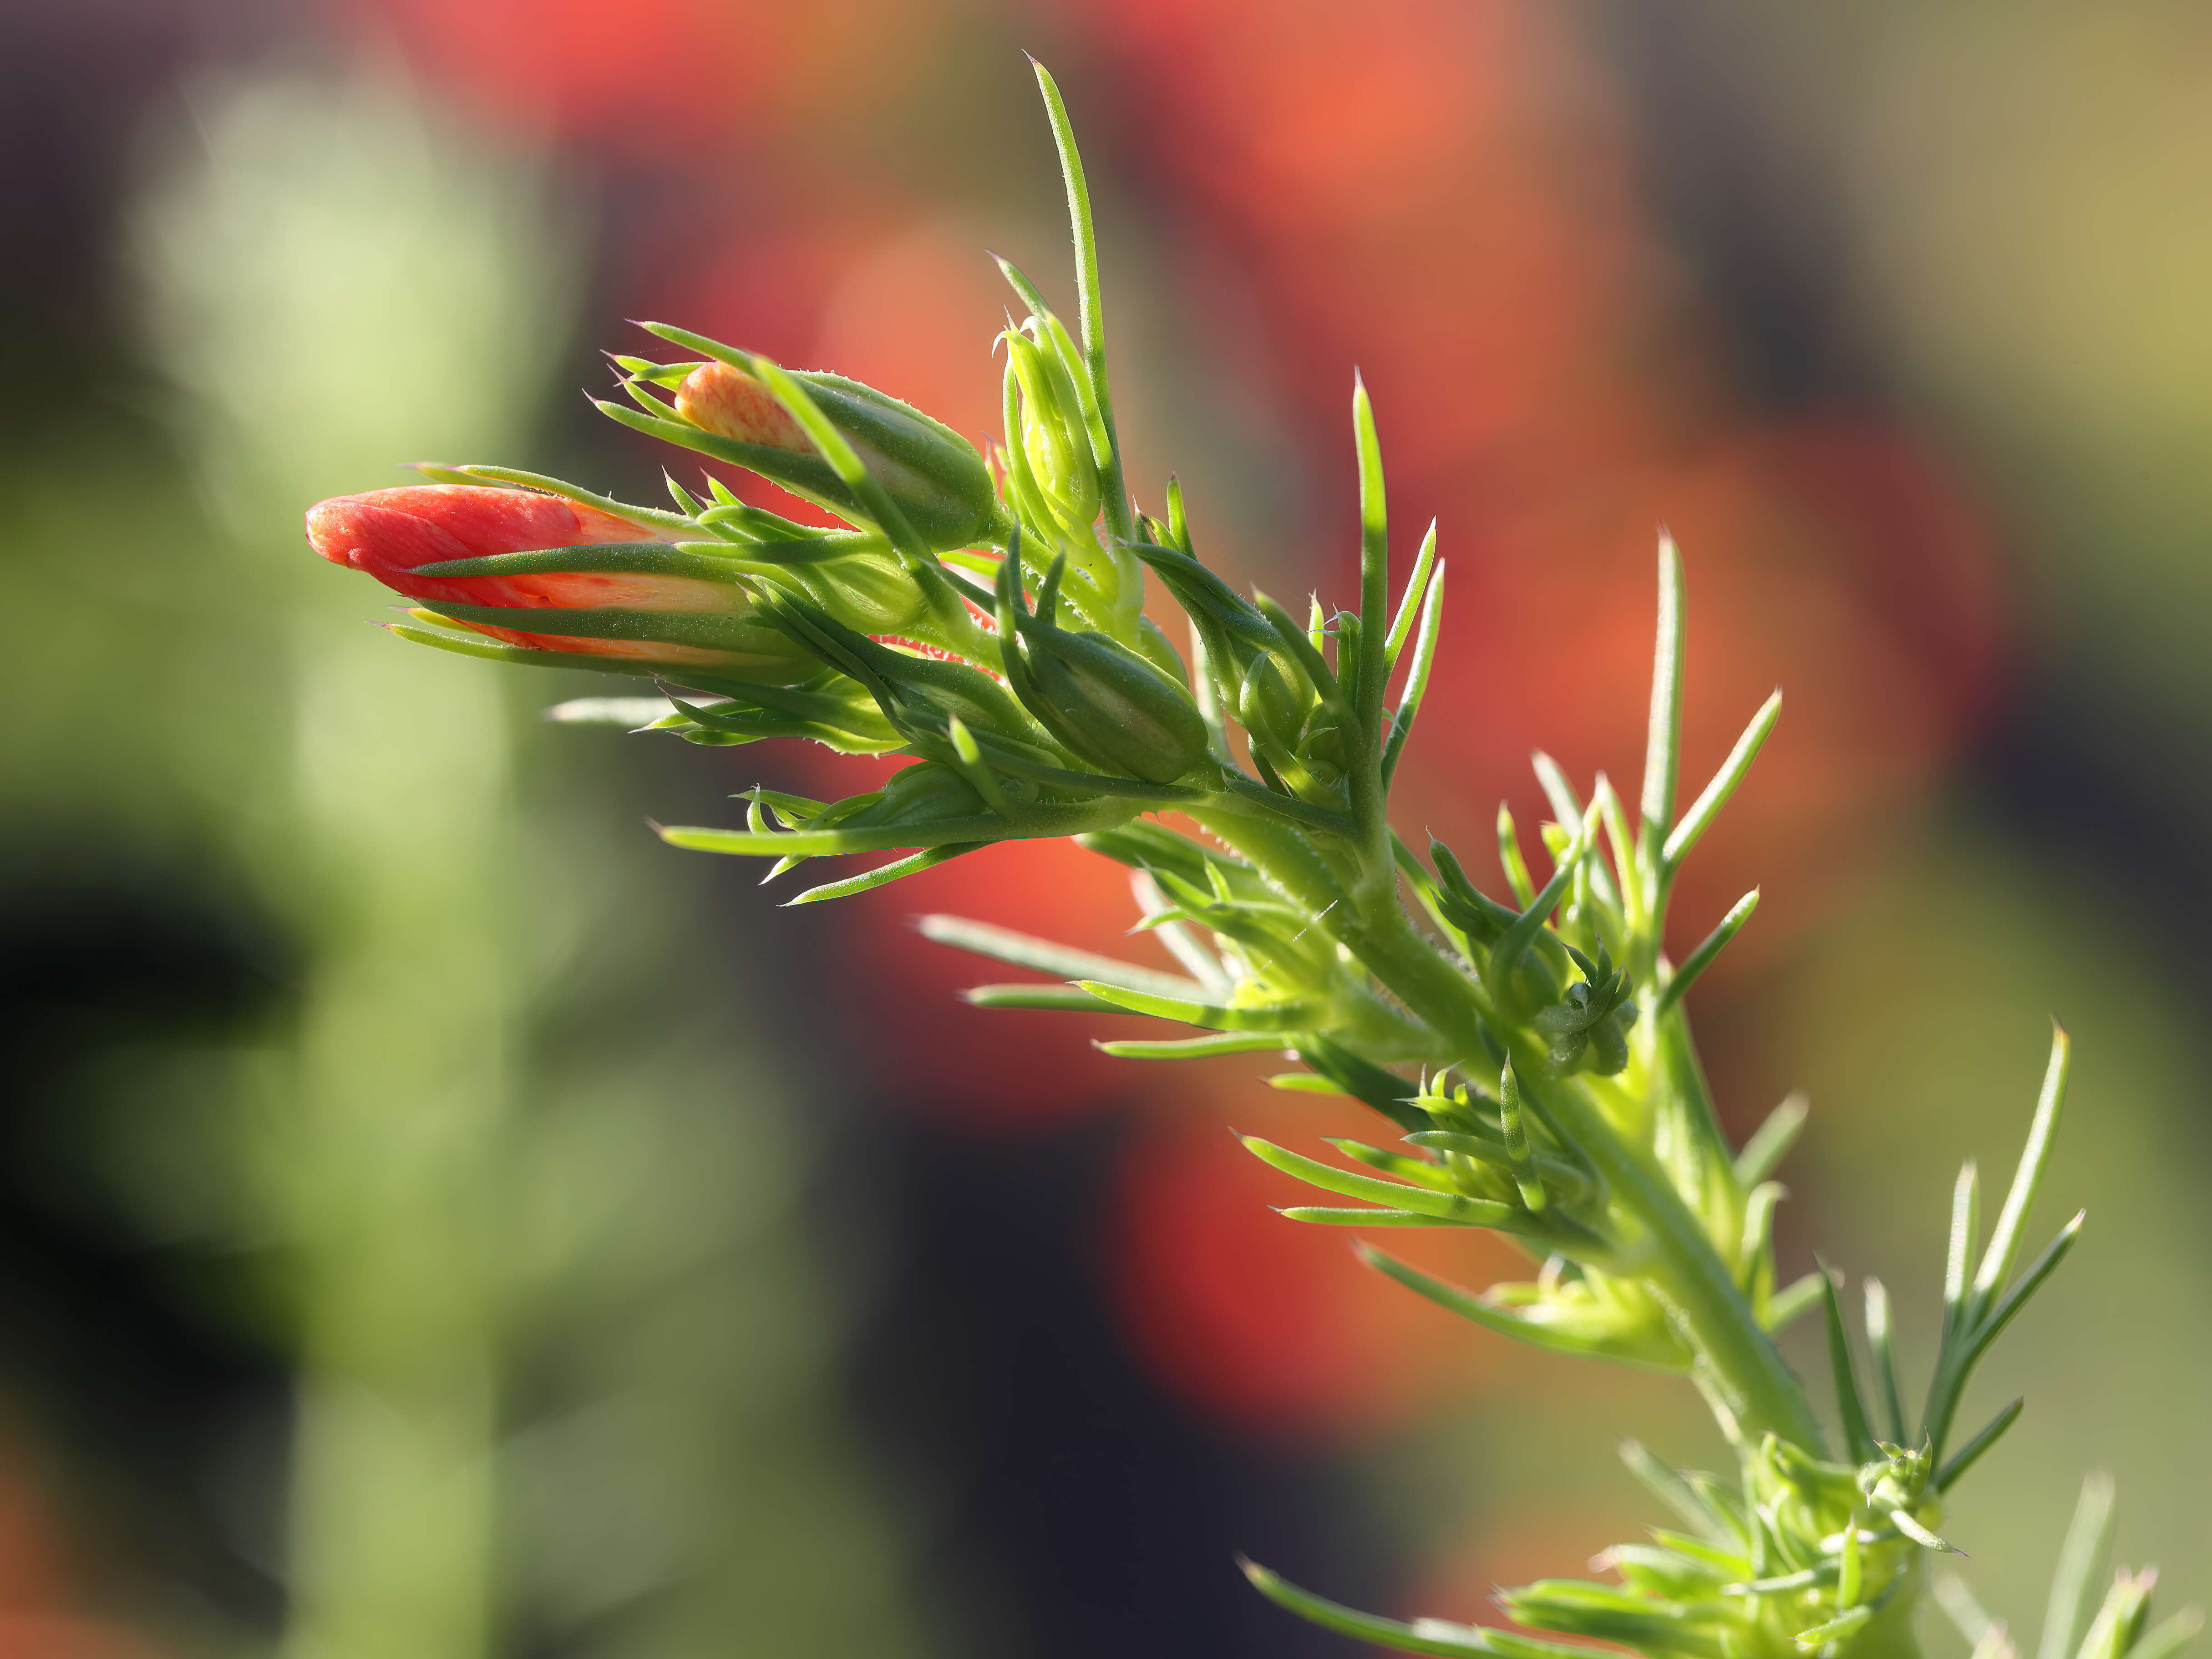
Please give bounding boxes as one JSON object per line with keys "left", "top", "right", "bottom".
{"left": 1236, "top": 654, "right": 1307, "bottom": 754}
{"left": 671, "top": 358, "right": 998, "bottom": 551}
{"left": 782, "top": 545, "right": 930, "bottom": 636}
{"left": 845, "top": 761, "right": 985, "bottom": 828}
{"left": 1003, "top": 322, "right": 1100, "bottom": 541}
{"left": 1019, "top": 625, "right": 1208, "bottom": 785}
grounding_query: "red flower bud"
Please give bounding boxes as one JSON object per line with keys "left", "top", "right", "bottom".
{"left": 304, "top": 484, "right": 808, "bottom": 680}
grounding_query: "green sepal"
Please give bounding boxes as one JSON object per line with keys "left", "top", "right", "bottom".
{"left": 423, "top": 599, "right": 790, "bottom": 657}
{"left": 426, "top": 462, "right": 698, "bottom": 535}
{"left": 386, "top": 620, "right": 665, "bottom": 677}
{"left": 412, "top": 541, "right": 748, "bottom": 583}
{"left": 635, "top": 322, "right": 1001, "bottom": 551}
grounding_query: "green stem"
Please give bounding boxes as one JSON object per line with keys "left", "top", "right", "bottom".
{"left": 1193, "top": 809, "right": 1823, "bottom": 1453}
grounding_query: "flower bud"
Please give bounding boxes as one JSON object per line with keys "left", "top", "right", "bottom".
{"left": 846, "top": 761, "right": 985, "bottom": 829}
{"left": 304, "top": 484, "right": 815, "bottom": 683}
{"left": 1002, "top": 323, "right": 1100, "bottom": 541}
{"left": 673, "top": 361, "right": 997, "bottom": 552}
{"left": 782, "top": 545, "right": 929, "bottom": 637}
{"left": 1020, "top": 627, "right": 1208, "bottom": 785}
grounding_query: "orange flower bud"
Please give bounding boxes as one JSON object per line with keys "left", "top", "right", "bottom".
{"left": 672, "top": 362, "right": 812, "bottom": 454}
{"left": 670, "top": 360, "right": 999, "bottom": 551}
{"left": 304, "top": 484, "right": 811, "bottom": 681}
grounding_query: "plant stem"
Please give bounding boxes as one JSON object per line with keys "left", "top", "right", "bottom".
{"left": 1193, "top": 808, "right": 1824, "bottom": 1453}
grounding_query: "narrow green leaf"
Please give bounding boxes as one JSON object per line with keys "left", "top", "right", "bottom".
{"left": 1818, "top": 1262, "right": 1878, "bottom": 1463}
{"left": 1030, "top": 57, "right": 1132, "bottom": 545}
{"left": 1533, "top": 752, "right": 1622, "bottom": 914}
{"left": 1956, "top": 1212, "right": 2086, "bottom": 1393}
{"left": 1838, "top": 1525, "right": 1863, "bottom": 1611}
{"left": 1353, "top": 370, "right": 1389, "bottom": 743}
{"left": 786, "top": 845, "right": 975, "bottom": 904}
{"left": 1741, "top": 1179, "right": 1785, "bottom": 1293}
{"left": 654, "top": 797, "right": 1135, "bottom": 858}
{"left": 1864, "top": 1276, "right": 1907, "bottom": 1446}
{"left": 1357, "top": 1245, "right": 1645, "bottom": 1364}
{"left": 1280, "top": 1206, "right": 1461, "bottom": 1227}
{"left": 1497, "top": 803, "right": 1538, "bottom": 908}
{"left": 1935, "top": 1399, "right": 2024, "bottom": 1493}
{"left": 1243, "top": 1137, "right": 1515, "bottom": 1225}
{"left": 1943, "top": 1160, "right": 1983, "bottom": 1340}
{"left": 1640, "top": 530, "right": 1686, "bottom": 844}
{"left": 1239, "top": 1558, "right": 1618, "bottom": 1659}
{"left": 544, "top": 695, "right": 673, "bottom": 727}
{"left": 1766, "top": 1273, "right": 1826, "bottom": 1331}
{"left": 2042, "top": 1476, "right": 2119, "bottom": 1659}
{"left": 1970, "top": 1023, "right": 2071, "bottom": 1326}
{"left": 1661, "top": 690, "right": 1782, "bottom": 871}
{"left": 1532, "top": 752, "right": 1583, "bottom": 826}
{"left": 1892, "top": 1511, "right": 1961, "bottom": 1554}
{"left": 1498, "top": 1060, "right": 1548, "bottom": 1211}
{"left": 2130, "top": 1610, "right": 2206, "bottom": 1659}
{"left": 914, "top": 914, "right": 1207, "bottom": 1000}
{"left": 1796, "top": 1605, "right": 1875, "bottom": 1649}
{"left": 1936, "top": 1576, "right": 1998, "bottom": 1647}
{"left": 1077, "top": 980, "right": 1320, "bottom": 1032}
{"left": 1654, "top": 888, "right": 1760, "bottom": 1019}
{"left": 961, "top": 983, "right": 1121, "bottom": 1012}
{"left": 1592, "top": 772, "right": 1642, "bottom": 934}
{"left": 1296, "top": 1035, "right": 1433, "bottom": 1135}
{"left": 1384, "top": 520, "right": 1438, "bottom": 669}
{"left": 1487, "top": 807, "right": 1595, "bottom": 986}
{"left": 1736, "top": 1092, "right": 1809, "bottom": 1186}
{"left": 1096, "top": 1032, "right": 1290, "bottom": 1060}
{"left": 1618, "top": 1441, "right": 1730, "bottom": 1540}
{"left": 1326, "top": 1138, "right": 1458, "bottom": 1190}
{"left": 1382, "top": 561, "right": 1446, "bottom": 784}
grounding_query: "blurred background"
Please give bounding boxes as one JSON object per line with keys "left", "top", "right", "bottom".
{"left": 2, "top": 0, "right": 2208, "bottom": 1654}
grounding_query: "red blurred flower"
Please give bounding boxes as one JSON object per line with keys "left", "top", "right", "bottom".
{"left": 304, "top": 483, "right": 804, "bottom": 677}
{"left": 1109, "top": 1091, "right": 1518, "bottom": 1435}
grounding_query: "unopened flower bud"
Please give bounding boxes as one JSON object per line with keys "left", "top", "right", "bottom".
{"left": 848, "top": 761, "right": 986, "bottom": 828}
{"left": 1020, "top": 627, "right": 1208, "bottom": 785}
{"left": 673, "top": 361, "right": 997, "bottom": 552}
{"left": 304, "top": 484, "right": 814, "bottom": 683}
{"left": 782, "top": 545, "right": 929, "bottom": 637}
{"left": 1002, "top": 324, "right": 1101, "bottom": 541}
